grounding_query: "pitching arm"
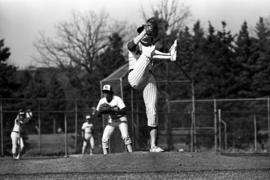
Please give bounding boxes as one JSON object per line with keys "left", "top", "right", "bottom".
{"left": 127, "top": 29, "right": 146, "bottom": 52}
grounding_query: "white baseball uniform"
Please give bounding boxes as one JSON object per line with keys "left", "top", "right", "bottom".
{"left": 10, "top": 115, "right": 24, "bottom": 155}
{"left": 81, "top": 122, "right": 94, "bottom": 140}
{"left": 96, "top": 95, "right": 132, "bottom": 149}
{"left": 127, "top": 41, "right": 158, "bottom": 127}
{"left": 81, "top": 121, "right": 94, "bottom": 154}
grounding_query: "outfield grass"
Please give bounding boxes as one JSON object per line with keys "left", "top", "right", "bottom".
{"left": 24, "top": 133, "right": 104, "bottom": 156}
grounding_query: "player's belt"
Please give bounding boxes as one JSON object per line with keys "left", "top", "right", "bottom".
{"left": 111, "top": 114, "right": 124, "bottom": 120}
{"left": 128, "top": 69, "right": 152, "bottom": 74}
{"left": 12, "top": 131, "right": 19, "bottom": 133}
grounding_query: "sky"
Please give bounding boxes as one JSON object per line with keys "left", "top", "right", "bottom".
{"left": 0, "top": 0, "right": 270, "bottom": 69}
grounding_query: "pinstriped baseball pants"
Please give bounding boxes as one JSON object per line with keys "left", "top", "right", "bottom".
{"left": 128, "top": 54, "right": 158, "bottom": 127}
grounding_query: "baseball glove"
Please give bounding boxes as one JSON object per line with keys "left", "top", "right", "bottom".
{"left": 144, "top": 18, "right": 158, "bottom": 37}
{"left": 144, "top": 23, "right": 153, "bottom": 36}
{"left": 98, "top": 103, "right": 113, "bottom": 114}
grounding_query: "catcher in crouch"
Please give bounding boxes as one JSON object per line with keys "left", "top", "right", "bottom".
{"left": 96, "top": 84, "right": 132, "bottom": 154}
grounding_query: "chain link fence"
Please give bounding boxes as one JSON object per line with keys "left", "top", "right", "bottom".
{"left": 0, "top": 98, "right": 269, "bottom": 157}
{"left": 167, "top": 98, "right": 270, "bottom": 153}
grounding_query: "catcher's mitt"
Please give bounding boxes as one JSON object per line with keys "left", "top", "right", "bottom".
{"left": 144, "top": 23, "right": 153, "bottom": 36}
{"left": 98, "top": 103, "right": 113, "bottom": 114}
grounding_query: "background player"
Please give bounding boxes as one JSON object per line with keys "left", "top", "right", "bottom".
{"left": 81, "top": 114, "right": 94, "bottom": 155}
{"left": 95, "top": 84, "right": 132, "bottom": 154}
{"left": 10, "top": 109, "right": 32, "bottom": 159}
{"left": 127, "top": 17, "right": 177, "bottom": 152}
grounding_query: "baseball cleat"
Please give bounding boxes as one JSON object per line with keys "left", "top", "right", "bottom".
{"left": 170, "top": 40, "right": 177, "bottom": 61}
{"left": 149, "top": 146, "right": 164, "bottom": 152}
{"left": 12, "top": 154, "right": 17, "bottom": 159}
{"left": 15, "top": 153, "right": 20, "bottom": 160}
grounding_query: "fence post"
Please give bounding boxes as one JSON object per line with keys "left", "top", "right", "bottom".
{"left": 166, "top": 99, "right": 172, "bottom": 150}
{"left": 38, "top": 100, "right": 41, "bottom": 156}
{"left": 218, "top": 109, "right": 222, "bottom": 152}
{"left": 190, "top": 112, "right": 194, "bottom": 152}
{"left": 191, "top": 81, "right": 196, "bottom": 152}
{"left": 74, "top": 100, "right": 78, "bottom": 154}
{"left": 0, "top": 100, "right": 3, "bottom": 156}
{"left": 53, "top": 119, "right": 56, "bottom": 134}
{"left": 64, "top": 112, "right": 68, "bottom": 158}
{"left": 221, "top": 120, "right": 227, "bottom": 150}
{"left": 254, "top": 114, "right": 257, "bottom": 152}
{"left": 130, "top": 88, "right": 135, "bottom": 149}
{"left": 268, "top": 98, "right": 270, "bottom": 152}
{"left": 214, "top": 99, "right": 217, "bottom": 154}
{"left": 136, "top": 100, "right": 139, "bottom": 149}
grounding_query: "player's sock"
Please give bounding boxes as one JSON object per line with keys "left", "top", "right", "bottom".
{"left": 170, "top": 40, "right": 177, "bottom": 61}
{"left": 16, "top": 152, "right": 21, "bottom": 159}
{"left": 103, "top": 148, "right": 109, "bottom": 155}
{"left": 12, "top": 153, "right": 16, "bottom": 159}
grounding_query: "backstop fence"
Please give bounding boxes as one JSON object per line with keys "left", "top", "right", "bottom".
{"left": 0, "top": 98, "right": 269, "bottom": 157}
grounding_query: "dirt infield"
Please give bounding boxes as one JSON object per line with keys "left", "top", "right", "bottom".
{"left": 0, "top": 152, "right": 269, "bottom": 179}
{"left": 1, "top": 170, "right": 270, "bottom": 180}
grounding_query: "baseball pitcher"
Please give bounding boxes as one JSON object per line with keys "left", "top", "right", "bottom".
{"left": 127, "top": 17, "right": 177, "bottom": 152}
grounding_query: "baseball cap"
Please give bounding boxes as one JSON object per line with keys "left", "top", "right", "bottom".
{"left": 86, "top": 115, "right": 91, "bottom": 119}
{"left": 19, "top": 111, "right": 24, "bottom": 115}
{"left": 102, "top": 84, "right": 113, "bottom": 93}
{"left": 19, "top": 109, "right": 25, "bottom": 115}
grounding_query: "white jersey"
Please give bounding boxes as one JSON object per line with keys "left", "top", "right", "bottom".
{"left": 12, "top": 116, "right": 22, "bottom": 132}
{"left": 96, "top": 95, "right": 126, "bottom": 122}
{"left": 128, "top": 50, "right": 140, "bottom": 70}
{"left": 81, "top": 122, "right": 93, "bottom": 134}
{"left": 128, "top": 43, "right": 154, "bottom": 71}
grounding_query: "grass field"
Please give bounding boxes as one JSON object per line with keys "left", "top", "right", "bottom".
{"left": 0, "top": 151, "right": 269, "bottom": 179}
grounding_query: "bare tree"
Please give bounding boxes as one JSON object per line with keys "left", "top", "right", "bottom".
{"left": 34, "top": 10, "right": 110, "bottom": 74}
{"left": 141, "top": 0, "right": 191, "bottom": 34}
{"left": 108, "top": 20, "right": 137, "bottom": 43}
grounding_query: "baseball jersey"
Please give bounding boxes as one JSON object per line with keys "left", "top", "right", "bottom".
{"left": 96, "top": 95, "right": 126, "bottom": 122}
{"left": 128, "top": 42, "right": 154, "bottom": 71}
{"left": 12, "top": 116, "right": 23, "bottom": 132}
{"left": 81, "top": 122, "right": 93, "bottom": 134}
{"left": 128, "top": 47, "right": 140, "bottom": 70}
